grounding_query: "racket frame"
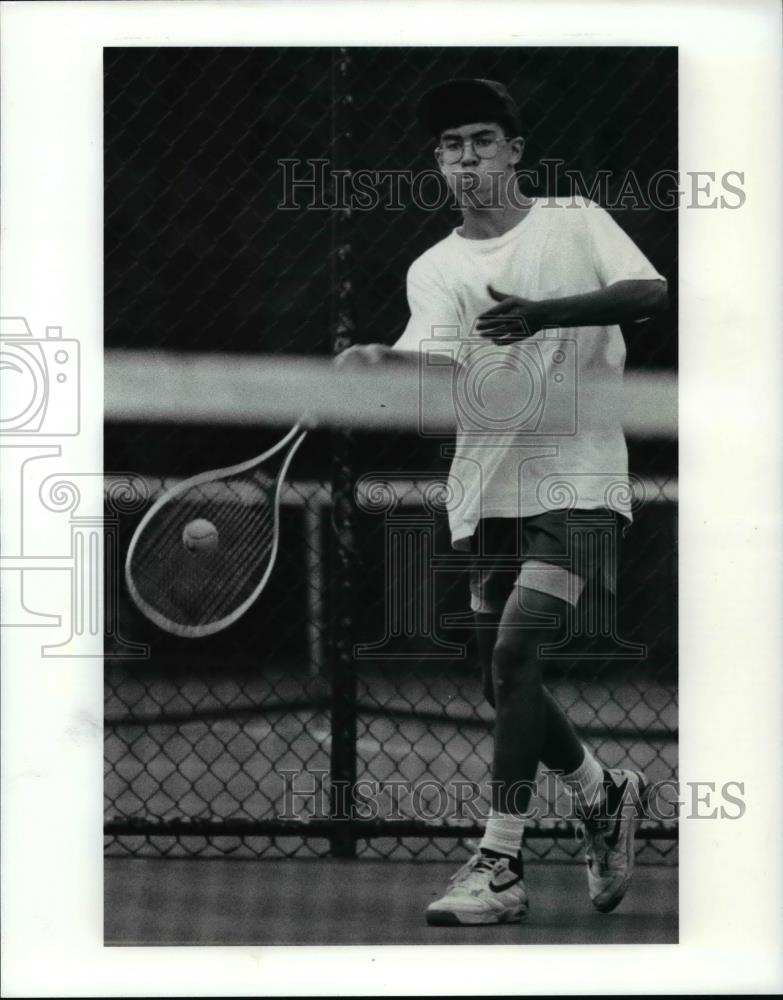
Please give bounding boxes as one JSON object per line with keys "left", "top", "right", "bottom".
{"left": 124, "top": 423, "right": 308, "bottom": 638}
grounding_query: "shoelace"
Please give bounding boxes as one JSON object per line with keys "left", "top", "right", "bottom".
{"left": 576, "top": 818, "right": 612, "bottom": 873}
{"left": 449, "top": 852, "right": 501, "bottom": 887}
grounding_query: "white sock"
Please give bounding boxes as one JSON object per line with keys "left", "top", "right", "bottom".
{"left": 479, "top": 812, "right": 526, "bottom": 857}
{"left": 560, "top": 746, "right": 605, "bottom": 815}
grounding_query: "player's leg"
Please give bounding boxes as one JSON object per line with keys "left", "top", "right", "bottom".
{"left": 477, "top": 607, "right": 613, "bottom": 833}
{"left": 476, "top": 611, "right": 583, "bottom": 773}
{"left": 489, "top": 582, "right": 579, "bottom": 815}
{"left": 472, "top": 522, "right": 587, "bottom": 776}
{"left": 481, "top": 510, "right": 647, "bottom": 914}
{"left": 426, "top": 583, "right": 575, "bottom": 926}
{"left": 539, "top": 509, "right": 649, "bottom": 913}
{"left": 425, "top": 550, "right": 532, "bottom": 926}
{"left": 426, "top": 513, "right": 641, "bottom": 924}
{"left": 476, "top": 603, "right": 614, "bottom": 868}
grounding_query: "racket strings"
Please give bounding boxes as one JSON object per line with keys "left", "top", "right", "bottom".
{"left": 128, "top": 468, "right": 279, "bottom": 628}
{"left": 133, "top": 511, "right": 273, "bottom": 624}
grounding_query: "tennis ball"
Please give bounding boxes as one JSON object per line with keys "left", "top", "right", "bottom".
{"left": 182, "top": 518, "right": 219, "bottom": 553}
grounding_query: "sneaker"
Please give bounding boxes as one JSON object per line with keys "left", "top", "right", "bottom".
{"left": 425, "top": 849, "right": 529, "bottom": 926}
{"left": 577, "top": 768, "right": 648, "bottom": 913}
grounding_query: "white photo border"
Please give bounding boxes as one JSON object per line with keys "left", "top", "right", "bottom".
{"left": 1, "top": 0, "right": 781, "bottom": 995}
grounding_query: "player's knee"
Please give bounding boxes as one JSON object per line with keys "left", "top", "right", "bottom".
{"left": 482, "top": 665, "right": 495, "bottom": 708}
{"left": 491, "top": 634, "right": 540, "bottom": 702}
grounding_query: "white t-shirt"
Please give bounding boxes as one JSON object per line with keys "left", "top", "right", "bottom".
{"left": 392, "top": 196, "right": 665, "bottom": 545}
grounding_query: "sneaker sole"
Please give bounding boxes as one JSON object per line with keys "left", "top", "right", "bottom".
{"left": 591, "top": 769, "right": 649, "bottom": 914}
{"left": 426, "top": 907, "right": 528, "bottom": 926}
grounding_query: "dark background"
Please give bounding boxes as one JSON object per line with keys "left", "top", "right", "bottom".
{"left": 105, "top": 48, "right": 678, "bottom": 862}
{"left": 105, "top": 47, "right": 676, "bottom": 361}
{"left": 105, "top": 47, "right": 677, "bottom": 478}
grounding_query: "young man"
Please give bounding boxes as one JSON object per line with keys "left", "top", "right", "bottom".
{"left": 339, "top": 78, "right": 668, "bottom": 925}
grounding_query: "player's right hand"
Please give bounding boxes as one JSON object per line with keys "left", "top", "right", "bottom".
{"left": 333, "top": 343, "right": 390, "bottom": 368}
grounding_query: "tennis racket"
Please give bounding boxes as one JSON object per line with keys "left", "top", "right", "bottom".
{"left": 125, "top": 423, "right": 307, "bottom": 637}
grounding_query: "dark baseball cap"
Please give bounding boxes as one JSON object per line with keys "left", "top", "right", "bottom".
{"left": 419, "top": 78, "right": 521, "bottom": 138}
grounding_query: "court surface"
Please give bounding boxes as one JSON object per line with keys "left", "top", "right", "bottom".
{"left": 105, "top": 857, "right": 677, "bottom": 945}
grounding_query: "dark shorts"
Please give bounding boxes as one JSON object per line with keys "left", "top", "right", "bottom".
{"left": 462, "top": 508, "right": 628, "bottom": 614}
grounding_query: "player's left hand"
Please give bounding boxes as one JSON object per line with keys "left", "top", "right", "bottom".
{"left": 475, "top": 286, "right": 544, "bottom": 344}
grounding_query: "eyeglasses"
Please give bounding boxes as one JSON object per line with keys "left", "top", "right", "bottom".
{"left": 435, "top": 135, "right": 515, "bottom": 165}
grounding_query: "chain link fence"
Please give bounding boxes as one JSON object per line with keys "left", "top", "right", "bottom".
{"left": 104, "top": 46, "right": 677, "bottom": 862}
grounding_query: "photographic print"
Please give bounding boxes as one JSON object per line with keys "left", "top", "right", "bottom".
{"left": 3, "top": 1, "right": 782, "bottom": 994}
{"left": 103, "top": 46, "right": 679, "bottom": 946}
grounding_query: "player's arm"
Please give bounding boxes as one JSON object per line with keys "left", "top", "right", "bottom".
{"left": 541, "top": 278, "right": 669, "bottom": 326}
{"left": 476, "top": 279, "right": 668, "bottom": 343}
{"left": 334, "top": 342, "right": 420, "bottom": 368}
{"left": 477, "top": 199, "right": 668, "bottom": 343}
{"left": 335, "top": 259, "right": 462, "bottom": 368}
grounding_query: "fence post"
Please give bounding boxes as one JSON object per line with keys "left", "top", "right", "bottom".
{"left": 329, "top": 47, "right": 358, "bottom": 858}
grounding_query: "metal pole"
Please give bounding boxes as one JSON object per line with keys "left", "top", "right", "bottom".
{"left": 328, "top": 48, "right": 358, "bottom": 858}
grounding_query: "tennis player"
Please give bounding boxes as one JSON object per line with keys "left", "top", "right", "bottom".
{"left": 338, "top": 78, "right": 668, "bottom": 925}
